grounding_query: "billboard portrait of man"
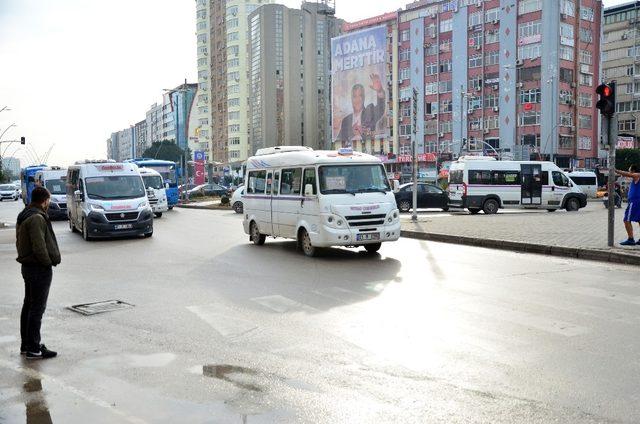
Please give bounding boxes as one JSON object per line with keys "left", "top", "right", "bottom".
{"left": 337, "top": 74, "right": 386, "bottom": 143}
{"left": 331, "top": 25, "right": 389, "bottom": 147}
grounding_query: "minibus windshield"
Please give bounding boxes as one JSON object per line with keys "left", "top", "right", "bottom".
{"left": 44, "top": 178, "right": 66, "bottom": 194}
{"left": 142, "top": 175, "right": 164, "bottom": 190}
{"left": 85, "top": 176, "right": 145, "bottom": 200}
{"left": 319, "top": 164, "right": 390, "bottom": 195}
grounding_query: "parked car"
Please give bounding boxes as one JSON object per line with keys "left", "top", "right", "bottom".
{"left": 394, "top": 183, "right": 449, "bottom": 212}
{"left": 187, "top": 183, "right": 230, "bottom": 197}
{"left": 231, "top": 186, "right": 244, "bottom": 214}
{"left": 0, "top": 184, "right": 20, "bottom": 201}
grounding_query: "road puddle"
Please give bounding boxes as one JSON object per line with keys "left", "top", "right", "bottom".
{"left": 23, "top": 376, "right": 53, "bottom": 424}
{"left": 203, "top": 364, "right": 262, "bottom": 392}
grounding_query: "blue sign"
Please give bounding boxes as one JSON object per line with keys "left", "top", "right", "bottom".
{"left": 194, "top": 151, "right": 205, "bottom": 162}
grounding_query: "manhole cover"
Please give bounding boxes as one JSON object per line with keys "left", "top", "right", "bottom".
{"left": 68, "top": 300, "right": 134, "bottom": 315}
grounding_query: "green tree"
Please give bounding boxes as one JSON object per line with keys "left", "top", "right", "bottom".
{"left": 615, "top": 148, "right": 640, "bottom": 171}
{"left": 141, "top": 140, "right": 188, "bottom": 163}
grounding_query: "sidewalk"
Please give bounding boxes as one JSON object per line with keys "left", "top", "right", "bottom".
{"left": 174, "top": 199, "right": 231, "bottom": 210}
{"left": 401, "top": 203, "right": 640, "bottom": 266}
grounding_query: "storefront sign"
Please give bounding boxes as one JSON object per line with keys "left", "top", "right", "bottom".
{"left": 617, "top": 136, "right": 635, "bottom": 149}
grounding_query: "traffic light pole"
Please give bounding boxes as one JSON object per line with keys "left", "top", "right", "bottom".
{"left": 411, "top": 88, "right": 418, "bottom": 222}
{"left": 607, "top": 116, "right": 618, "bottom": 247}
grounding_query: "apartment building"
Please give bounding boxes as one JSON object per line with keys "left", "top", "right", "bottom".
{"left": 335, "top": 0, "right": 602, "bottom": 175}
{"left": 603, "top": 2, "right": 640, "bottom": 149}
{"left": 248, "top": 1, "right": 343, "bottom": 154}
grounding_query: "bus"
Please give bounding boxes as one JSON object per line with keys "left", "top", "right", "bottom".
{"left": 125, "top": 158, "right": 179, "bottom": 208}
{"left": 20, "top": 165, "right": 47, "bottom": 205}
{"left": 34, "top": 166, "right": 68, "bottom": 219}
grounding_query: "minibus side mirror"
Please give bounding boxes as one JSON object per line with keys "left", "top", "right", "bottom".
{"left": 304, "top": 184, "right": 314, "bottom": 196}
{"left": 73, "top": 190, "right": 84, "bottom": 202}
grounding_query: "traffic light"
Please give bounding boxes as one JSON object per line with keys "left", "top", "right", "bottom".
{"left": 20, "top": 136, "right": 25, "bottom": 145}
{"left": 596, "top": 82, "right": 616, "bottom": 117}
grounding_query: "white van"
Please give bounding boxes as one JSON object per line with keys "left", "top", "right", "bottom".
{"left": 138, "top": 168, "right": 168, "bottom": 218}
{"left": 448, "top": 157, "right": 587, "bottom": 214}
{"left": 66, "top": 160, "right": 153, "bottom": 240}
{"left": 34, "top": 167, "right": 68, "bottom": 220}
{"left": 242, "top": 146, "right": 400, "bottom": 256}
{"left": 567, "top": 171, "right": 598, "bottom": 198}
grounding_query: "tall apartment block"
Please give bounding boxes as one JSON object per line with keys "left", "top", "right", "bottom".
{"left": 337, "top": 0, "right": 602, "bottom": 175}
{"left": 195, "top": 0, "right": 213, "bottom": 160}
{"left": 248, "top": 1, "right": 342, "bottom": 154}
{"left": 603, "top": 2, "right": 640, "bottom": 149}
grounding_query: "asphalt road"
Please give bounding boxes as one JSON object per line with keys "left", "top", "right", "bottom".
{"left": 1, "top": 200, "right": 639, "bottom": 423}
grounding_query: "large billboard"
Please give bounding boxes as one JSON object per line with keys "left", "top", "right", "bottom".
{"left": 331, "top": 25, "right": 389, "bottom": 147}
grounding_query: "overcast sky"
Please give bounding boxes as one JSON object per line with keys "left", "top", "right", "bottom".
{"left": 0, "top": 0, "right": 630, "bottom": 166}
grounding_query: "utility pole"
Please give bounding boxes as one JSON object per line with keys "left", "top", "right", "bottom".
{"left": 596, "top": 81, "right": 616, "bottom": 247}
{"left": 411, "top": 88, "right": 418, "bottom": 222}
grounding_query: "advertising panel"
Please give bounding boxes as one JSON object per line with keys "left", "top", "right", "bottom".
{"left": 331, "top": 25, "right": 389, "bottom": 147}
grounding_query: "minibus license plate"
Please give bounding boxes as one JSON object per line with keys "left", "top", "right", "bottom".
{"left": 357, "top": 233, "right": 379, "bottom": 241}
{"left": 115, "top": 224, "right": 133, "bottom": 230}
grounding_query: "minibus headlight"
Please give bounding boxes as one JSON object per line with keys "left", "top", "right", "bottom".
{"left": 90, "top": 203, "right": 104, "bottom": 211}
{"left": 337, "top": 219, "right": 343, "bottom": 226}
{"left": 393, "top": 211, "right": 398, "bottom": 219}
{"left": 138, "top": 201, "right": 149, "bottom": 209}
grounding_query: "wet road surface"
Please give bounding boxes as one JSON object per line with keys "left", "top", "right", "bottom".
{"left": 1, "top": 201, "right": 639, "bottom": 423}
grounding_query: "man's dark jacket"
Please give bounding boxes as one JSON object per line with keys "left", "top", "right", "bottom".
{"left": 16, "top": 206, "right": 61, "bottom": 267}
{"left": 337, "top": 95, "right": 386, "bottom": 143}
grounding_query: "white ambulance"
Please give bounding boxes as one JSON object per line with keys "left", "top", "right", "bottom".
{"left": 448, "top": 157, "right": 588, "bottom": 214}
{"left": 66, "top": 160, "right": 153, "bottom": 240}
{"left": 138, "top": 167, "right": 168, "bottom": 218}
{"left": 242, "top": 146, "right": 400, "bottom": 257}
{"left": 34, "top": 167, "right": 68, "bottom": 220}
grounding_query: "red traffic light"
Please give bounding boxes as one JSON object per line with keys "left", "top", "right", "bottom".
{"left": 596, "top": 82, "right": 616, "bottom": 117}
{"left": 602, "top": 86, "right": 612, "bottom": 97}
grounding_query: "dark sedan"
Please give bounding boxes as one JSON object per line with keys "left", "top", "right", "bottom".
{"left": 187, "top": 183, "right": 230, "bottom": 197}
{"left": 394, "top": 183, "right": 449, "bottom": 212}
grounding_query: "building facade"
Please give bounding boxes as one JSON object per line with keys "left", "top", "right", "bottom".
{"left": 195, "top": 0, "right": 212, "bottom": 159}
{"left": 146, "top": 102, "right": 163, "bottom": 146}
{"left": 162, "top": 83, "right": 198, "bottom": 151}
{"left": 135, "top": 119, "right": 148, "bottom": 156}
{"left": 1, "top": 156, "right": 21, "bottom": 179}
{"left": 335, "top": 0, "right": 602, "bottom": 175}
{"left": 248, "top": 1, "right": 342, "bottom": 154}
{"left": 603, "top": 2, "right": 640, "bottom": 149}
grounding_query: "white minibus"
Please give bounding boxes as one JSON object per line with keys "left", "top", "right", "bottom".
{"left": 66, "top": 160, "right": 153, "bottom": 240}
{"left": 138, "top": 168, "right": 168, "bottom": 218}
{"left": 242, "top": 146, "right": 400, "bottom": 256}
{"left": 567, "top": 171, "right": 598, "bottom": 198}
{"left": 448, "top": 157, "right": 587, "bottom": 214}
{"left": 34, "top": 167, "right": 68, "bottom": 220}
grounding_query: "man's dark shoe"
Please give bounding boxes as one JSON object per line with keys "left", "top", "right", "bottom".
{"left": 26, "top": 344, "right": 57, "bottom": 360}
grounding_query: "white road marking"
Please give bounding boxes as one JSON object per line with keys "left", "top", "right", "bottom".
{"left": 0, "top": 358, "right": 148, "bottom": 424}
{"left": 187, "top": 304, "right": 258, "bottom": 338}
{"left": 250, "top": 295, "right": 318, "bottom": 313}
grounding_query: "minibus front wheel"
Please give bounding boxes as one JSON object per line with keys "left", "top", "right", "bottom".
{"left": 250, "top": 221, "right": 265, "bottom": 246}
{"left": 298, "top": 228, "right": 317, "bottom": 257}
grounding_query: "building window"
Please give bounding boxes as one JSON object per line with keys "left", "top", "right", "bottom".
{"left": 197, "top": 21, "right": 207, "bottom": 30}
{"left": 560, "top": 23, "right": 574, "bottom": 39}
{"left": 440, "top": 100, "right": 453, "bottom": 113}
{"left": 580, "top": 50, "right": 592, "bottom": 65}
{"left": 228, "top": 124, "right": 240, "bottom": 133}
{"left": 425, "top": 62, "right": 438, "bottom": 76}
{"left": 484, "top": 94, "right": 499, "bottom": 108}
{"left": 519, "top": 88, "right": 541, "bottom": 104}
{"left": 469, "top": 54, "right": 483, "bottom": 68}
{"left": 578, "top": 136, "right": 592, "bottom": 150}
{"left": 440, "top": 19, "right": 453, "bottom": 33}
{"left": 399, "top": 124, "right": 412, "bottom": 136}
{"left": 439, "top": 80, "right": 452, "bottom": 93}
{"left": 227, "top": 18, "right": 238, "bottom": 28}
{"left": 579, "top": 73, "right": 592, "bottom": 87}
{"left": 228, "top": 98, "right": 240, "bottom": 107}
{"left": 485, "top": 8, "right": 500, "bottom": 23}
{"left": 468, "top": 96, "right": 482, "bottom": 110}
{"left": 469, "top": 75, "right": 482, "bottom": 91}
{"left": 469, "top": 117, "right": 483, "bottom": 130}
{"left": 559, "top": 112, "right": 573, "bottom": 127}
{"left": 619, "top": 119, "right": 636, "bottom": 132}
{"left": 559, "top": 68, "right": 574, "bottom": 83}
{"left": 518, "top": 0, "right": 542, "bottom": 15}
{"left": 439, "top": 59, "right": 452, "bottom": 73}
{"left": 559, "top": 46, "right": 574, "bottom": 61}
{"left": 228, "top": 111, "right": 240, "bottom": 120}
{"left": 581, "top": 7, "right": 594, "bottom": 22}
{"left": 560, "top": 0, "right": 575, "bottom": 17}
{"left": 518, "top": 43, "right": 541, "bottom": 60}
{"left": 228, "top": 84, "right": 240, "bottom": 94}
{"left": 399, "top": 49, "right": 410, "bottom": 62}
{"left": 580, "top": 27, "right": 593, "bottom": 43}
{"left": 401, "top": 104, "right": 411, "bottom": 118}
{"left": 578, "top": 114, "right": 592, "bottom": 129}
{"left": 400, "top": 29, "right": 410, "bottom": 41}
{"left": 400, "top": 67, "right": 410, "bottom": 80}
{"left": 578, "top": 93, "right": 592, "bottom": 108}
{"left": 439, "top": 121, "right": 453, "bottom": 134}
{"left": 484, "top": 50, "right": 499, "bottom": 66}
{"left": 469, "top": 11, "right": 483, "bottom": 27}
{"left": 518, "top": 111, "right": 541, "bottom": 126}
{"left": 439, "top": 40, "right": 451, "bottom": 53}
{"left": 518, "top": 20, "right": 541, "bottom": 38}
{"left": 425, "top": 82, "right": 437, "bottom": 95}
{"left": 559, "top": 90, "right": 573, "bottom": 104}
{"left": 484, "top": 115, "right": 499, "bottom": 130}
{"left": 399, "top": 87, "right": 412, "bottom": 100}
{"left": 470, "top": 32, "right": 483, "bottom": 47}
{"left": 485, "top": 30, "right": 499, "bottom": 44}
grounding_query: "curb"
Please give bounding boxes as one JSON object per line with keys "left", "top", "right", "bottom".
{"left": 174, "top": 204, "right": 231, "bottom": 211}
{"left": 400, "top": 230, "right": 640, "bottom": 266}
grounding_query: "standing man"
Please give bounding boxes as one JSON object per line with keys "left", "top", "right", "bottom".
{"left": 16, "top": 186, "right": 60, "bottom": 359}
{"left": 615, "top": 165, "right": 640, "bottom": 246}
